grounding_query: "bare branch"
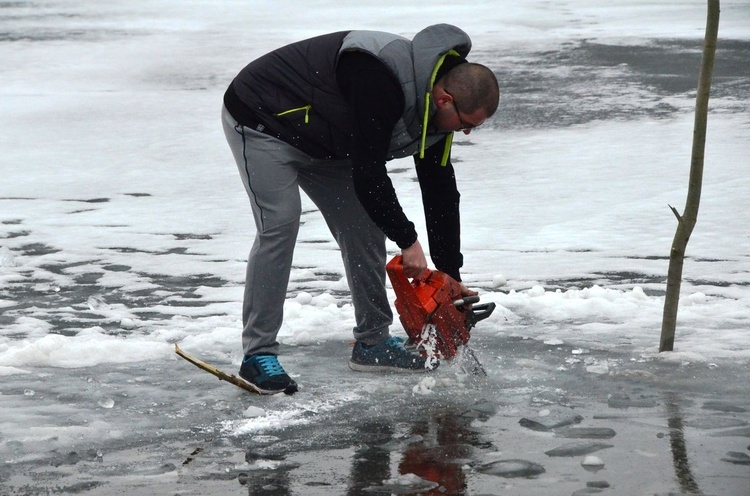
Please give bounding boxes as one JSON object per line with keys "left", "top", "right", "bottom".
{"left": 660, "top": 0, "right": 720, "bottom": 352}
{"left": 668, "top": 204, "right": 682, "bottom": 222}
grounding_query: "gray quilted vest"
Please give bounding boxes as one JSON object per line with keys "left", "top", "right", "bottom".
{"left": 228, "top": 24, "right": 471, "bottom": 161}
{"left": 340, "top": 24, "right": 472, "bottom": 160}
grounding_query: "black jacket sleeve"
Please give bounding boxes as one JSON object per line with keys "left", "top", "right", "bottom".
{"left": 336, "top": 51, "right": 418, "bottom": 249}
{"left": 414, "top": 141, "right": 463, "bottom": 281}
{"left": 337, "top": 51, "right": 464, "bottom": 280}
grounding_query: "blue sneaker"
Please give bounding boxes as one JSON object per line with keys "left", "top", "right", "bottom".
{"left": 349, "top": 336, "right": 437, "bottom": 373}
{"left": 239, "top": 354, "right": 298, "bottom": 395}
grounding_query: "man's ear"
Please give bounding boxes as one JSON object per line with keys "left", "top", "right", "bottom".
{"left": 433, "top": 88, "right": 453, "bottom": 108}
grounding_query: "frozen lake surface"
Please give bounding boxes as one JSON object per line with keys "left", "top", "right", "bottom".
{"left": 3, "top": 338, "right": 750, "bottom": 495}
{"left": 1, "top": 1, "right": 750, "bottom": 494}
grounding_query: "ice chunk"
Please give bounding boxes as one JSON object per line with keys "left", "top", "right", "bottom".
{"left": 545, "top": 441, "right": 613, "bottom": 457}
{"left": 294, "top": 292, "right": 313, "bottom": 305}
{"left": 721, "top": 451, "right": 750, "bottom": 465}
{"left": 528, "top": 285, "right": 545, "bottom": 297}
{"left": 454, "top": 400, "right": 497, "bottom": 421}
{"left": 87, "top": 295, "right": 110, "bottom": 311}
{"left": 686, "top": 417, "right": 748, "bottom": 429}
{"left": 607, "top": 395, "right": 658, "bottom": 409}
{"left": 412, "top": 377, "right": 436, "bottom": 396}
{"left": 572, "top": 488, "right": 605, "bottom": 495}
{"left": 120, "top": 318, "right": 137, "bottom": 330}
{"left": 291, "top": 330, "right": 313, "bottom": 345}
{"left": 702, "top": 401, "right": 747, "bottom": 413}
{"left": 519, "top": 414, "right": 584, "bottom": 432}
{"left": 0, "top": 366, "right": 31, "bottom": 376}
{"left": 681, "top": 292, "right": 707, "bottom": 305}
{"left": 0, "top": 246, "right": 18, "bottom": 267}
{"left": 581, "top": 455, "right": 605, "bottom": 472}
{"left": 586, "top": 362, "right": 609, "bottom": 375}
{"left": 243, "top": 406, "right": 265, "bottom": 418}
{"left": 549, "top": 415, "right": 585, "bottom": 429}
{"left": 554, "top": 427, "right": 616, "bottom": 439}
{"left": 710, "top": 426, "right": 750, "bottom": 438}
{"left": 519, "top": 418, "right": 551, "bottom": 432}
{"left": 364, "top": 473, "right": 439, "bottom": 494}
{"left": 478, "top": 459, "right": 546, "bottom": 478}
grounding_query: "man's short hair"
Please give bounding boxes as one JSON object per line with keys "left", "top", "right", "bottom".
{"left": 440, "top": 63, "right": 499, "bottom": 116}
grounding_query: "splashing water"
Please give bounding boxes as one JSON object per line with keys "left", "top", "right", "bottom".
{"left": 418, "top": 323, "right": 440, "bottom": 370}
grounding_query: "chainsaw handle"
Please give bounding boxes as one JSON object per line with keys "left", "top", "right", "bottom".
{"left": 466, "top": 302, "right": 496, "bottom": 329}
{"left": 388, "top": 255, "right": 432, "bottom": 282}
{"left": 454, "top": 295, "right": 480, "bottom": 307}
{"left": 386, "top": 255, "right": 424, "bottom": 311}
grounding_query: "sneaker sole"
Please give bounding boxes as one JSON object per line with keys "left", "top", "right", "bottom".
{"left": 348, "top": 360, "right": 437, "bottom": 373}
{"left": 238, "top": 375, "right": 298, "bottom": 395}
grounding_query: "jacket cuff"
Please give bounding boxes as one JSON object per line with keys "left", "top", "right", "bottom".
{"left": 394, "top": 230, "right": 419, "bottom": 250}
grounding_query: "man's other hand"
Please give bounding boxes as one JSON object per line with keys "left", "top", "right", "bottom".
{"left": 401, "top": 240, "right": 428, "bottom": 279}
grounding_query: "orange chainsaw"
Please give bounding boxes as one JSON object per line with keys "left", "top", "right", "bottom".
{"left": 386, "top": 255, "right": 495, "bottom": 373}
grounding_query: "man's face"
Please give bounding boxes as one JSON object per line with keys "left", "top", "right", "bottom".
{"left": 431, "top": 89, "right": 488, "bottom": 135}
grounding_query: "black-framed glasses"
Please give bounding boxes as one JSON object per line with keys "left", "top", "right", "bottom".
{"left": 446, "top": 91, "right": 478, "bottom": 131}
{"left": 451, "top": 101, "right": 475, "bottom": 130}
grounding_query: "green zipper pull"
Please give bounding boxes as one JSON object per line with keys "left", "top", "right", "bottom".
{"left": 275, "top": 105, "right": 311, "bottom": 123}
{"left": 441, "top": 132, "right": 453, "bottom": 166}
{"left": 420, "top": 92, "right": 430, "bottom": 159}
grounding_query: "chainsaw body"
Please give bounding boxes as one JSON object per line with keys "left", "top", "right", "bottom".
{"left": 386, "top": 255, "right": 495, "bottom": 360}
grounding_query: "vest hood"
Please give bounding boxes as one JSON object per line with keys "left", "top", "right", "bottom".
{"left": 411, "top": 24, "right": 472, "bottom": 115}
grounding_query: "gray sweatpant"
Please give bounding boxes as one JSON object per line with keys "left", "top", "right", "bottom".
{"left": 222, "top": 106, "right": 393, "bottom": 356}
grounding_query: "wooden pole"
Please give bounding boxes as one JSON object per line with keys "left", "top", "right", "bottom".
{"left": 659, "top": 0, "right": 720, "bottom": 352}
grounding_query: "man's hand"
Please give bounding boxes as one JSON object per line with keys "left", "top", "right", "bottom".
{"left": 459, "top": 283, "right": 478, "bottom": 298}
{"left": 458, "top": 282, "right": 478, "bottom": 309}
{"left": 401, "top": 240, "right": 428, "bottom": 279}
